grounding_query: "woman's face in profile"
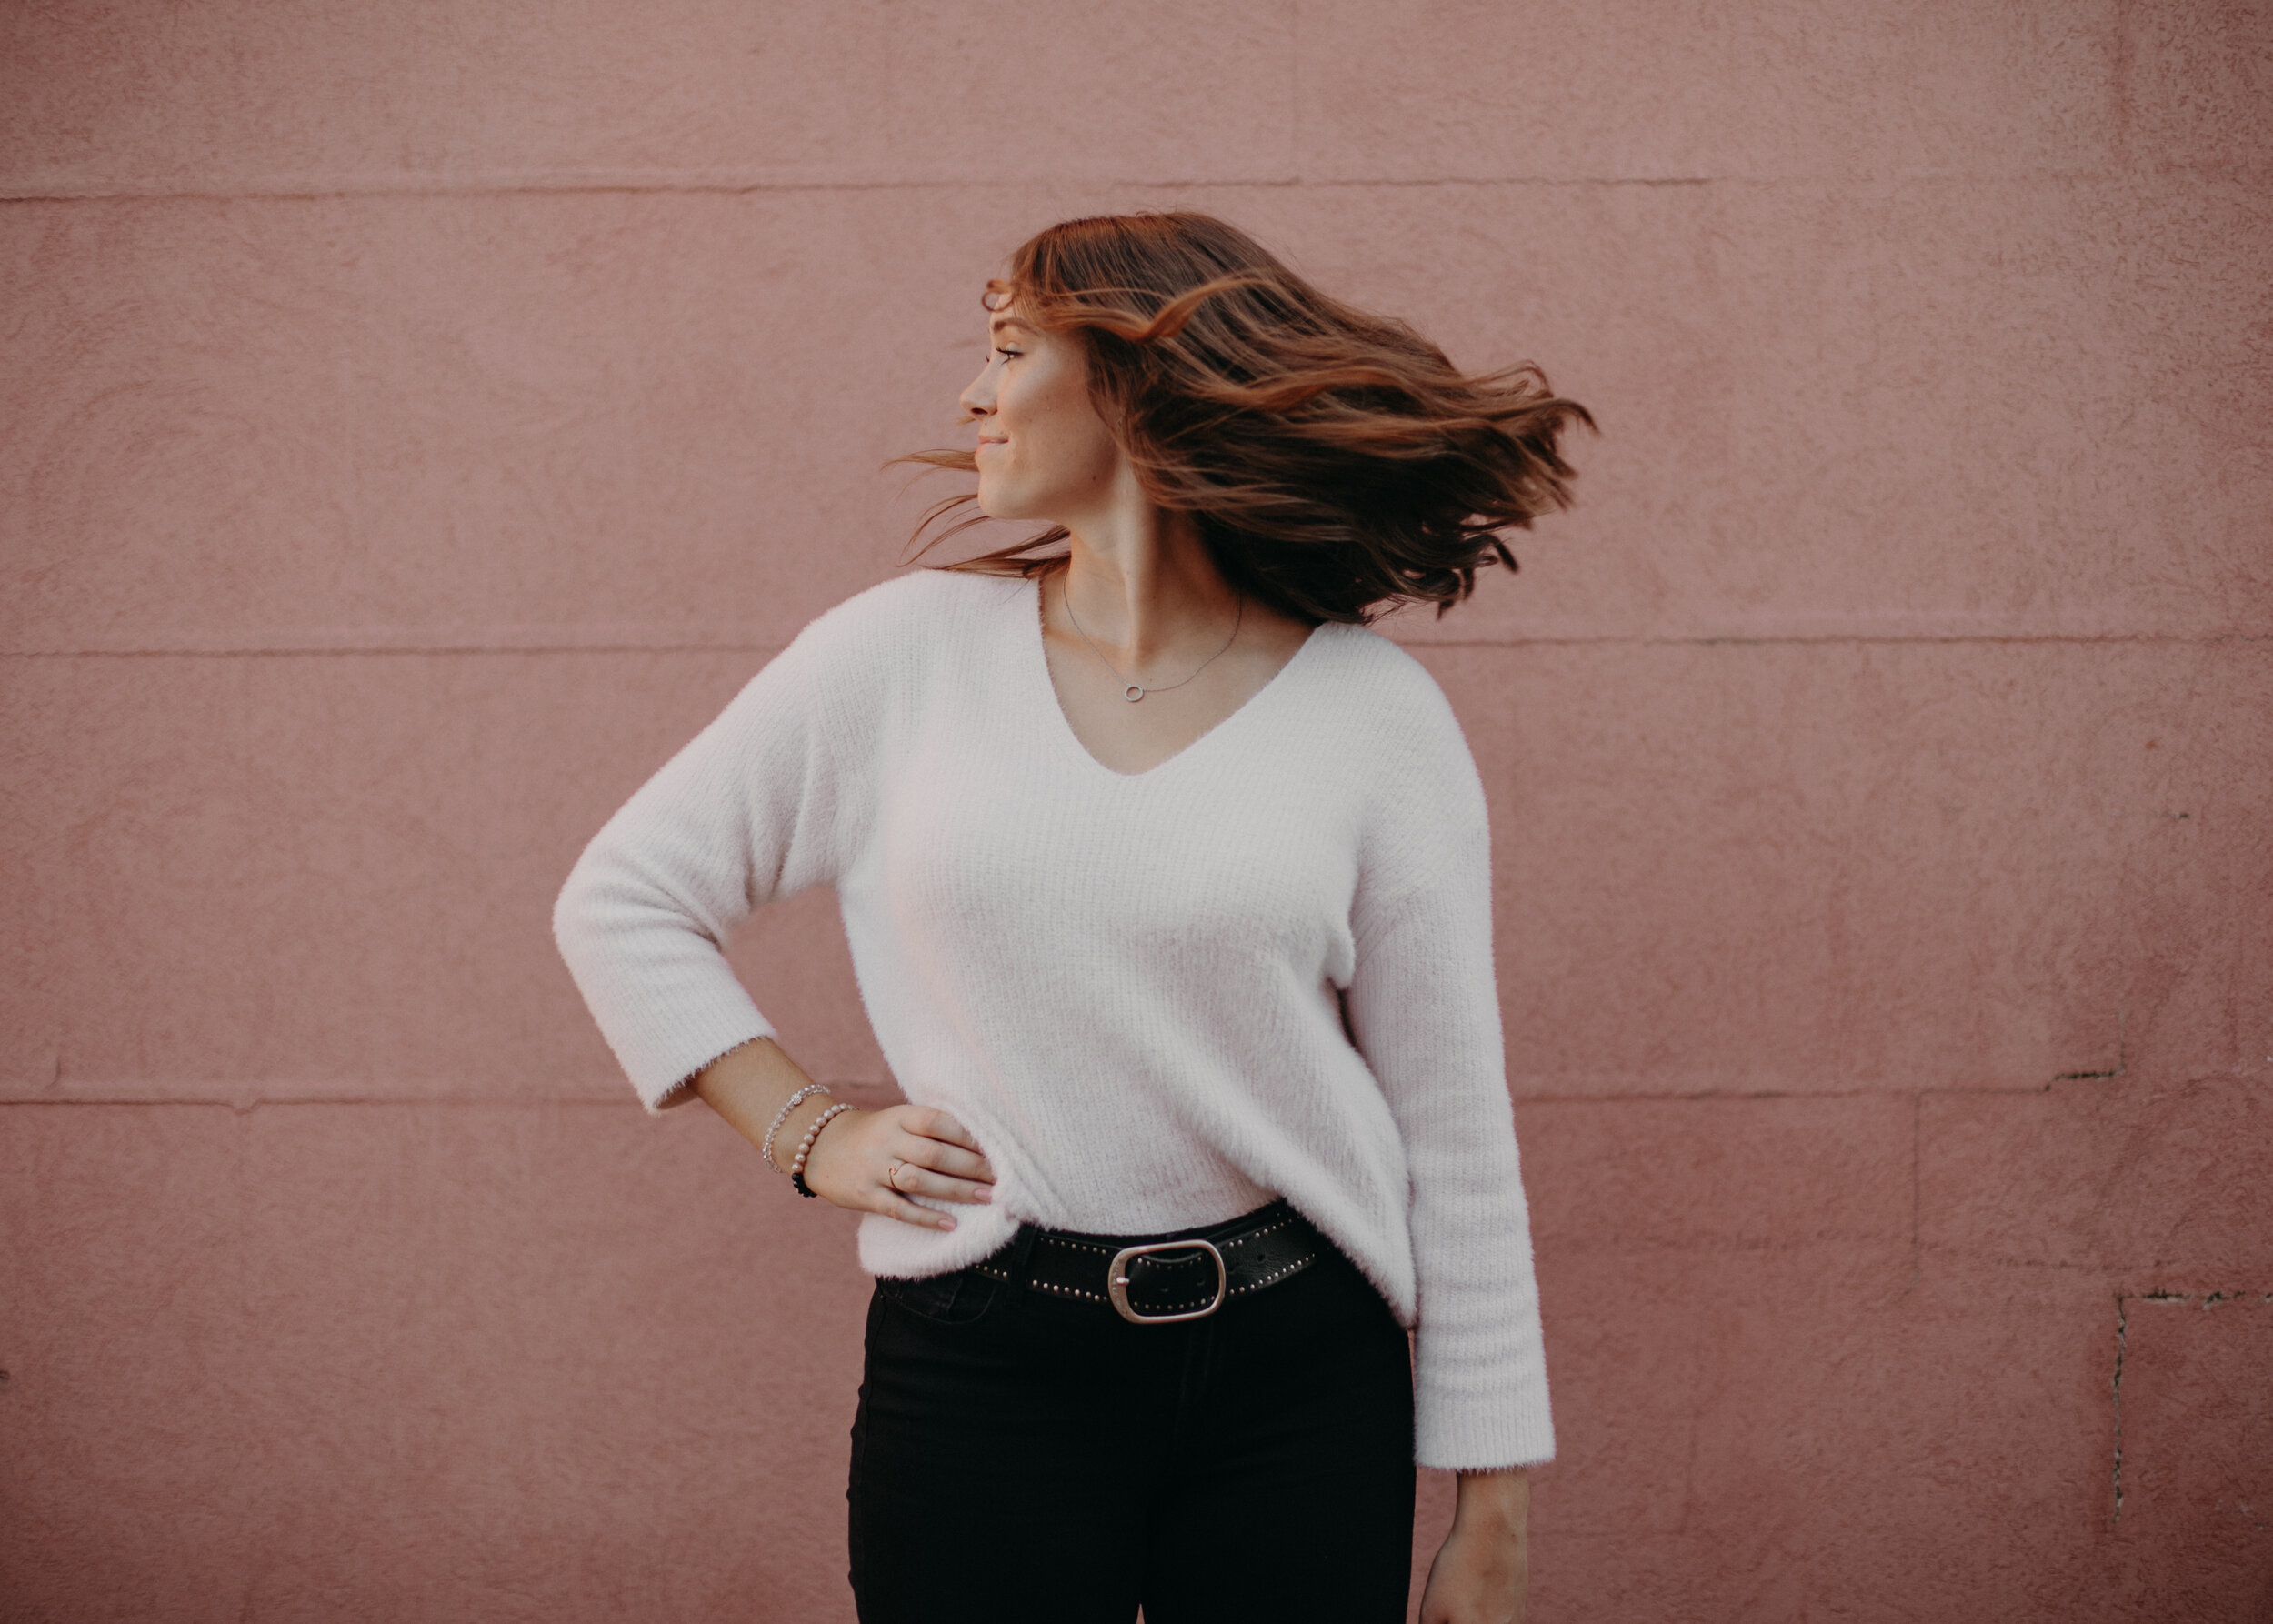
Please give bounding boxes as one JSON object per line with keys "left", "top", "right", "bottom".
{"left": 960, "top": 307, "right": 1122, "bottom": 525}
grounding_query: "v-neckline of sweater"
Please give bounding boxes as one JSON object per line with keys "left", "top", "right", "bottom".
{"left": 1020, "top": 576, "right": 1328, "bottom": 784}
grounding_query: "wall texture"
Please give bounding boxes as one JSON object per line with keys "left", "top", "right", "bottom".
{"left": 3, "top": 3, "right": 2268, "bottom": 1619}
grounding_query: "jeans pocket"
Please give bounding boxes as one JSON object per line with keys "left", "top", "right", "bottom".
{"left": 876, "top": 1266, "right": 1002, "bottom": 1327}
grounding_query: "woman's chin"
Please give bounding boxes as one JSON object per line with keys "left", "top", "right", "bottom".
{"left": 976, "top": 488, "right": 1036, "bottom": 525}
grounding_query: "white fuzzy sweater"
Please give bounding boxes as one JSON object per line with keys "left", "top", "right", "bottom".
{"left": 554, "top": 570, "right": 1552, "bottom": 1468}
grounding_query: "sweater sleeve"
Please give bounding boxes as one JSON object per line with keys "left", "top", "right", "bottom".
{"left": 1343, "top": 689, "right": 1554, "bottom": 1470}
{"left": 553, "top": 622, "right": 857, "bottom": 1111}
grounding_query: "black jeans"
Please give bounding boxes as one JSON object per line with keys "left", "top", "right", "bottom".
{"left": 846, "top": 1216, "right": 1417, "bottom": 1624}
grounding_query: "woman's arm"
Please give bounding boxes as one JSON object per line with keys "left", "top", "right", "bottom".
{"left": 692, "top": 1038, "right": 993, "bottom": 1228}
{"left": 1419, "top": 1469, "right": 1529, "bottom": 1624}
{"left": 1337, "top": 667, "right": 1550, "bottom": 1618}
{"left": 1344, "top": 817, "right": 1554, "bottom": 1469}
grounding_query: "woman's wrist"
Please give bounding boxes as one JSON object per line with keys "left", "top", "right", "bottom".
{"left": 760, "top": 1082, "right": 835, "bottom": 1172}
{"left": 770, "top": 1090, "right": 846, "bottom": 1171}
{"left": 691, "top": 1037, "right": 844, "bottom": 1176}
{"left": 787, "top": 1102, "right": 857, "bottom": 1195}
{"left": 1452, "top": 1466, "right": 1530, "bottom": 1531}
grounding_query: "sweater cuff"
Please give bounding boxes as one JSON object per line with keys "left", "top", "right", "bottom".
{"left": 617, "top": 991, "right": 776, "bottom": 1113}
{"left": 1414, "top": 1373, "right": 1557, "bottom": 1471}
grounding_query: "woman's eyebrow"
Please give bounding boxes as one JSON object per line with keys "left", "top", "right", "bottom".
{"left": 989, "top": 317, "right": 1030, "bottom": 339}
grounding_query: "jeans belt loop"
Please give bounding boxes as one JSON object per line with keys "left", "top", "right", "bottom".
{"left": 1002, "top": 1220, "right": 1042, "bottom": 1303}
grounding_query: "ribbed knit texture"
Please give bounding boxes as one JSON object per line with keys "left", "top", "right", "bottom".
{"left": 554, "top": 570, "right": 1553, "bottom": 1469}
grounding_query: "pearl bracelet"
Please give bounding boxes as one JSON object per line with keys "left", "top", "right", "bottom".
{"left": 788, "top": 1101, "right": 856, "bottom": 1198}
{"left": 760, "top": 1082, "right": 835, "bottom": 1174}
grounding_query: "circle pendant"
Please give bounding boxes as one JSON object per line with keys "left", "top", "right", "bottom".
{"left": 1125, "top": 684, "right": 1145, "bottom": 702}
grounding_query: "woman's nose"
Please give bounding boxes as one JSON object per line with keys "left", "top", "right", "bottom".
{"left": 959, "top": 369, "right": 994, "bottom": 417}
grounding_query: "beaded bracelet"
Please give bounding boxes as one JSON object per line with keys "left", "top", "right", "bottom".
{"left": 760, "top": 1082, "right": 835, "bottom": 1174}
{"left": 788, "top": 1101, "right": 856, "bottom": 1198}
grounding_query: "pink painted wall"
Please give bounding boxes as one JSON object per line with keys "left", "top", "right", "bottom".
{"left": 3, "top": 3, "right": 2268, "bottom": 1619}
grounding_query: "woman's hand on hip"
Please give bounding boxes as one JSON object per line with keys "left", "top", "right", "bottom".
{"left": 803, "top": 1104, "right": 996, "bottom": 1229}
{"left": 685, "top": 1040, "right": 994, "bottom": 1231}
{"left": 1419, "top": 1468, "right": 1529, "bottom": 1624}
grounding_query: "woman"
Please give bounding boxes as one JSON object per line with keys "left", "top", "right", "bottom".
{"left": 555, "top": 212, "right": 1588, "bottom": 1624}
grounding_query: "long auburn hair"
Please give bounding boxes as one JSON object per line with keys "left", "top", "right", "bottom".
{"left": 900, "top": 211, "right": 1593, "bottom": 624}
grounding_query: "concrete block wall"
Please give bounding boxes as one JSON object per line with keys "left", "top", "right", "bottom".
{"left": 3, "top": 4, "right": 2267, "bottom": 1618}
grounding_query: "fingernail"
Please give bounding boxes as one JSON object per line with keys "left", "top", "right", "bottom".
{"left": 973, "top": 1188, "right": 992, "bottom": 1203}
{"left": 938, "top": 1217, "right": 956, "bottom": 1230}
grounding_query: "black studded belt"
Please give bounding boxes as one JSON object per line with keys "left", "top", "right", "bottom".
{"left": 971, "top": 1198, "right": 1329, "bottom": 1324}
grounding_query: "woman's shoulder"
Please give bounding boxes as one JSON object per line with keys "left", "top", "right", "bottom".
{"left": 1298, "top": 625, "right": 1492, "bottom": 860}
{"left": 770, "top": 567, "right": 1029, "bottom": 691}
{"left": 1302, "top": 621, "right": 1469, "bottom": 751}
{"left": 796, "top": 566, "right": 1024, "bottom": 647}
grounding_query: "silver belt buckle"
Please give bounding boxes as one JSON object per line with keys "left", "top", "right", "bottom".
{"left": 1106, "top": 1239, "right": 1227, "bottom": 1324}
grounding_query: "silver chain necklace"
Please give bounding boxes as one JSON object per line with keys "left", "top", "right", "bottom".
{"left": 1060, "top": 575, "right": 1246, "bottom": 703}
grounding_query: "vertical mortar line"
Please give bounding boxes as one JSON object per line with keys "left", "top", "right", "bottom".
{"left": 2109, "top": 0, "right": 2135, "bottom": 168}
{"left": 1909, "top": 1091, "right": 1921, "bottom": 1285}
{"left": 2110, "top": 1295, "right": 2128, "bottom": 1523}
{"left": 235, "top": 1090, "right": 259, "bottom": 1624}
{"left": 1286, "top": 0, "right": 1302, "bottom": 185}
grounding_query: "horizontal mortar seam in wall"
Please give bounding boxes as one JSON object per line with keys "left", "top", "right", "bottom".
{"left": 0, "top": 174, "right": 1839, "bottom": 206}
{"left": 0, "top": 1095, "right": 626, "bottom": 1111}
{"left": 0, "top": 174, "right": 1687, "bottom": 205}
{"left": 0, "top": 1081, "right": 898, "bottom": 1112}
{"left": 1394, "top": 633, "right": 2270, "bottom": 649}
{"left": 4, "top": 1081, "right": 2042, "bottom": 1108}
{"left": 1517, "top": 1083, "right": 2062, "bottom": 1105}
{"left": 11, "top": 163, "right": 2254, "bottom": 206}
{"left": 1924, "top": 1248, "right": 2273, "bottom": 1284}
{"left": 1533, "top": 1235, "right": 1913, "bottom": 1258}
{"left": 1921, "top": 1248, "right": 2153, "bottom": 1274}
{"left": 4, "top": 631, "right": 2262, "bottom": 660}
{"left": 1, "top": 175, "right": 1297, "bottom": 204}
{"left": 0, "top": 643, "right": 786, "bottom": 660}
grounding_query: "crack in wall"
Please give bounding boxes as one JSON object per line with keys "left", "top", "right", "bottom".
{"left": 2110, "top": 1288, "right": 2273, "bottom": 1522}
{"left": 2056, "top": 1011, "right": 2126, "bottom": 1082}
{"left": 2112, "top": 1297, "right": 2128, "bottom": 1521}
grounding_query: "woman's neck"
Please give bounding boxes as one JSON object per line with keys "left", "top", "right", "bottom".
{"left": 1060, "top": 500, "right": 1238, "bottom": 666}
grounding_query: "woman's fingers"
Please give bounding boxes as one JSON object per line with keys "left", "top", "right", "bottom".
{"left": 906, "top": 1106, "right": 988, "bottom": 1157}
{"left": 876, "top": 1190, "right": 956, "bottom": 1230}
{"left": 799, "top": 1110, "right": 940, "bottom": 1228}
{"left": 885, "top": 1159, "right": 991, "bottom": 1205}
{"left": 799, "top": 1104, "right": 996, "bottom": 1228}
{"left": 897, "top": 1135, "right": 993, "bottom": 1187}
